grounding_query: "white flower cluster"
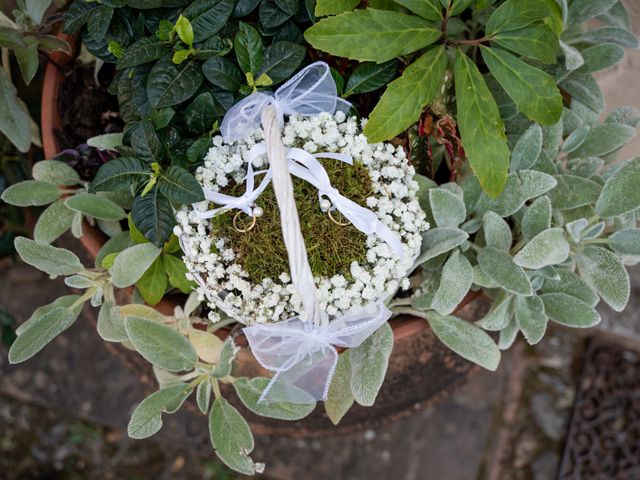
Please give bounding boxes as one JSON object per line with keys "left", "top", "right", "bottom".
{"left": 175, "top": 112, "right": 428, "bottom": 325}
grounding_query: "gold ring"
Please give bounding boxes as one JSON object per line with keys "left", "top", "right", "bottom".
{"left": 328, "top": 209, "right": 350, "bottom": 226}
{"left": 233, "top": 211, "right": 257, "bottom": 233}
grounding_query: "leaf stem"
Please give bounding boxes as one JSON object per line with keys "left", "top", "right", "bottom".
{"left": 451, "top": 36, "right": 492, "bottom": 46}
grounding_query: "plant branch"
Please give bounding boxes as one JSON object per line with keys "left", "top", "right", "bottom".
{"left": 451, "top": 36, "right": 492, "bottom": 46}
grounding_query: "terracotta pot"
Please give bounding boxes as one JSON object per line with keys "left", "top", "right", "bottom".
{"left": 41, "top": 38, "right": 484, "bottom": 436}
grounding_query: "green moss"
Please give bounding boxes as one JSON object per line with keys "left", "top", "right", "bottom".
{"left": 210, "top": 158, "right": 373, "bottom": 283}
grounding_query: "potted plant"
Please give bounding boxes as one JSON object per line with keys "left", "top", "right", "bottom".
{"left": 2, "top": 0, "right": 640, "bottom": 475}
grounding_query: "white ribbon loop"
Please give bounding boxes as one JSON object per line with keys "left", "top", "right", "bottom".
{"left": 221, "top": 62, "right": 351, "bottom": 143}
{"left": 244, "top": 301, "right": 392, "bottom": 404}
{"left": 287, "top": 148, "right": 404, "bottom": 257}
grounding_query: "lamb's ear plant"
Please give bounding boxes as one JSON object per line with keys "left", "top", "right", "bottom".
{"left": 0, "top": 2, "right": 71, "bottom": 152}
{"left": 388, "top": 107, "right": 640, "bottom": 367}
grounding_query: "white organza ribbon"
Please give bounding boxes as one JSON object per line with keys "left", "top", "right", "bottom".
{"left": 220, "top": 61, "right": 351, "bottom": 143}
{"left": 287, "top": 148, "right": 404, "bottom": 257}
{"left": 244, "top": 301, "right": 392, "bottom": 403}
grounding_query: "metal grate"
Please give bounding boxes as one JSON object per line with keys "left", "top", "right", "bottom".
{"left": 558, "top": 339, "right": 640, "bottom": 479}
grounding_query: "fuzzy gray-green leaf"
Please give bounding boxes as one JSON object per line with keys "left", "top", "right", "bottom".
{"left": 416, "top": 227, "right": 468, "bottom": 265}
{"left": 514, "top": 228, "right": 570, "bottom": 269}
{"left": 14, "top": 237, "right": 83, "bottom": 276}
{"left": 325, "top": 352, "right": 354, "bottom": 425}
{"left": 128, "top": 383, "right": 192, "bottom": 439}
{"left": 514, "top": 295, "right": 547, "bottom": 344}
{"left": 483, "top": 211, "right": 512, "bottom": 251}
{"left": 429, "top": 188, "right": 466, "bottom": 228}
{"left": 576, "top": 246, "right": 630, "bottom": 312}
{"left": 477, "top": 246, "right": 533, "bottom": 295}
{"left": 521, "top": 195, "right": 551, "bottom": 240}
{"left": 541, "top": 293, "right": 601, "bottom": 327}
{"left": 595, "top": 157, "right": 640, "bottom": 218}
{"left": 349, "top": 322, "right": 393, "bottom": 406}
{"left": 430, "top": 251, "right": 473, "bottom": 315}
{"left": 233, "top": 377, "right": 316, "bottom": 420}
{"left": 110, "top": 243, "right": 161, "bottom": 288}
{"left": 209, "top": 398, "right": 257, "bottom": 475}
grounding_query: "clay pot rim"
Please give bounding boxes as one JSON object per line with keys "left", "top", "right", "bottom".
{"left": 41, "top": 31, "right": 476, "bottom": 343}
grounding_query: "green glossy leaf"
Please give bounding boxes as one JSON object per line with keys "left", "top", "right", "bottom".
{"left": 0, "top": 68, "right": 31, "bottom": 152}
{"left": 175, "top": 14, "right": 194, "bottom": 47}
{"left": 514, "top": 295, "right": 547, "bottom": 345}
{"left": 183, "top": 0, "right": 235, "bottom": 42}
{"left": 324, "top": 352, "right": 354, "bottom": 425}
{"left": 185, "top": 92, "right": 217, "bottom": 134}
{"left": 391, "top": 0, "right": 441, "bottom": 20}
{"left": 87, "top": 6, "right": 114, "bottom": 42}
{"left": 111, "top": 243, "right": 162, "bottom": 288}
{"left": 258, "top": 41, "right": 306, "bottom": 85}
{"left": 233, "top": 377, "right": 316, "bottom": 419}
{"left": 454, "top": 50, "right": 509, "bottom": 198}
{"left": 202, "top": 56, "right": 244, "bottom": 91}
{"left": 513, "top": 228, "right": 569, "bottom": 269}
{"left": 595, "top": 157, "right": 640, "bottom": 218}
{"left": 132, "top": 186, "right": 175, "bottom": 246}
{"left": 481, "top": 47, "right": 561, "bottom": 126}
{"left": 345, "top": 60, "right": 397, "bottom": 96}
{"left": 90, "top": 157, "right": 151, "bottom": 192}
{"left": 209, "top": 398, "right": 258, "bottom": 475}
{"left": 315, "top": 0, "right": 359, "bottom": 16}
{"left": 304, "top": 9, "right": 441, "bottom": 63}
{"left": 136, "top": 257, "right": 167, "bottom": 306}
{"left": 576, "top": 246, "right": 630, "bottom": 312}
{"left": 63, "top": 1, "right": 97, "bottom": 33}
{"left": 349, "top": 322, "right": 393, "bottom": 406}
{"left": 364, "top": 46, "right": 447, "bottom": 142}
{"left": 235, "top": 22, "right": 263, "bottom": 75}
{"left": 117, "top": 37, "right": 169, "bottom": 69}
{"left": 259, "top": 0, "right": 292, "bottom": 28}
{"left": 65, "top": 193, "right": 126, "bottom": 221}
{"left": 14, "top": 237, "right": 83, "bottom": 276}
{"left": 147, "top": 58, "right": 203, "bottom": 108}
{"left": 491, "top": 24, "right": 558, "bottom": 64}
{"left": 427, "top": 312, "right": 500, "bottom": 370}
{"left": 540, "top": 292, "right": 600, "bottom": 327}
{"left": 477, "top": 246, "right": 532, "bottom": 295}
{"left": 430, "top": 250, "right": 473, "bottom": 315}
{"left": 125, "top": 316, "right": 197, "bottom": 371}
{"left": 1, "top": 180, "right": 59, "bottom": 207}
{"left": 486, "top": 0, "right": 549, "bottom": 35}
{"left": 164, "top": 254, "right": 193, "bottom": 293}
{"left": 34, "top": 200, "right": 75, "bottom": 245}
{"left": 158, "top": 166, "right": 204, "bottom": 204}
{"left": 128, "top": 383, "right": 192, "bottom": 439}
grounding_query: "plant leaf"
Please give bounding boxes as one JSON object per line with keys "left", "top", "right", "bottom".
{"left": 183, "top": 0, "right": 235, "bottom": 42}
{"left": 415, "top": 227, "right": 468, "bottom": 265}
{"left": 135, "top": 257, "right": 168, "bottom": 306}
{"left": 304, "top": 9, "right": 440, "bottom": 63}
{"left": 486, "top": 0, "right": 549, "bottom": 34}
{"left": 234, "top": 22, "right": 263, "bottom": 75}
{"left": 258, "top": 41, "right": 306, "bottom": 85}
{"left": 429, "top": 187, "right": 466, "bottom": 228}
{"left": 514, "top": 295, "right": 547, "bottom": 345}
{"left": 128, "top": 383, "right": 192, "bottom": 439}
{"left": 392, "top": 0, "right": 441, "bottom": 20}
{"left": 116, "top": 37, "right": 169, "bottom": 69}
{"left": 477, "top": 246, "right": 532, "bottom": 295}
{"left": 14, "top": 36, "right": 39, "bottom": 86}
{"left": 147, "top": 58, "right": 203, "bottom": 108}
{"left": 349, "top": 322, "right": 393, "bottom": 406}
{"left": 513, "top": 228, "right": 570, "bottom": 269}
{"left": 567, "top": 0, "right": 617, "bottom": 25}
{"left": 540, "top": 292, "right": 601, "bottom": 327}
{"left": 521, "top": 195, "right": 551, "bottom": 240}
{"left": 491, "top": 24, "right": 558, "bottom": 64}
{"left": 90, "top": 157, "right": 151, "bottom": 192}
{"left": 125, "top": 316, "right": 198, "bottom": 372}
{"left": 608, "top": 229, "right": 640, "bottom": 256}
{"left": 131, "top": 186, "right": 175, "bottom": 246}
{"left": 595, "top": 157, "right": 640, "bottom": 218}
{"left": 427, "top": 312, "right": 501, "bottom": 370}
{"left": 481, "top": 46, "right": 561, "bottom": 126}
{"left": 430, "top": 250, "right": 473, "bottom": 315}
{"left": 202, "top": 56, "right": 244, "bottom": 91}
{"left": 110, "top": 243, "right": 162, "bottom": 288}
{"left": 158, "top": 166, "right": 204, "bottom": 204}
{"left": 34, "top": 200, "right": 76, "bottom": 245}
{"left": 483, "top": 211, "right": 512, "bottom": 251}
{"left": 315, "top": 0, "right": 360, "bottom": 16}
{"left": 548, "top": 174, "right": 601, "bottom": 210}
{"left": 188, "top": 327, "right": 224, "bottom": 364}
{"left": 1, "top": 180, "right": 60, "bottom": 207}
{"left": 65, "top": 193, "right": 127, "bottom": 221}
{"left": 576, "top": 246, "right": 630, "bottom": 312}
{"left": 233, "top": 377, "right": 316, "bottom": 419}
{"left": 209, "top": 398, "right": 258, "bottom": 475}
{"left": 364, "top": 46, "right": 447, "bottom": 142}
{"left": 130, "top": 120, "right": 164, "bottom": 163}
{"left": 454, "top": 50, "right": 509, "bottom": 198}
{"left": 345, "top": 60, "right": 397, "bottom": 96}
{"left": 14, "top": 237, "right": 83, "bottom": 276}
{"left": 510, "top": 123, "right": 542, "bottom": 171}
{"left": 324, "top": 352, "right": 354, "bottom": 425}
{"left": 569, "top": 123, "right": 635, "bottom": 158}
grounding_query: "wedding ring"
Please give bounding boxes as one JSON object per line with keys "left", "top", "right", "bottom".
{"left": 328, "top": 209, "right": 350, "bottom": 226}
{"left": 233, "top": 211, "right": 257, "bottom": 233}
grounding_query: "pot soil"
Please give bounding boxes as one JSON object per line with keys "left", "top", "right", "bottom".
{"left": 42, "top": 35, "right": 483, "bottom": 436}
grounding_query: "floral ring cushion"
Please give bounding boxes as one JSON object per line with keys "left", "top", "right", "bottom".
{"left": 176, "top": 111, "right": 427, "bottom": 326}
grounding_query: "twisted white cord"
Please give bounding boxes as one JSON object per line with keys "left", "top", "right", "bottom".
{"left": 261, "top": 106, "right": 324, "bottom": 327}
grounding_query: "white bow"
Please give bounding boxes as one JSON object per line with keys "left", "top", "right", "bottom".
{"left": 243, "top": 301, "right": 392, "bottom": 404}
{"left": 220, "top": 61, "right": 352, "bottom": 143}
